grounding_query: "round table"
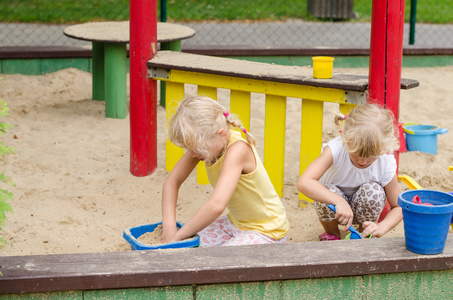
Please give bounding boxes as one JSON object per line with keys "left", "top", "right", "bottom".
{"left": 64, "top": 21, "right": 195, "bottom": 118}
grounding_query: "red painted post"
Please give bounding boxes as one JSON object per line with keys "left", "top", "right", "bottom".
{"left": 129, "top": 0, "right": 158, "bottom": 176}
{"left": 368, "top": 0, "right": 405, "bottom": 166}
{"left": 367, "top": 0, "right": 387, "bottom": 106}
{"left": 368, "top": 0, "right": 405, "bottom": 222}
{"left": 386, "top": 0, "right": 405, "bottom": 124}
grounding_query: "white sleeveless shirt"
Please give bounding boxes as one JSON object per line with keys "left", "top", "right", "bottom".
{"left": 319, "top": 136, "right": 397, "bottom": 196}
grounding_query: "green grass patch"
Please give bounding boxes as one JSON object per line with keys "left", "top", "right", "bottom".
{"left": 0, "top": 0, "right": 451, "bottom": 24}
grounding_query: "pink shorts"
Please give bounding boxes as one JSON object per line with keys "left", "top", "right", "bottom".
{"left": 197, "top": 215, "right": 287, "bottom": 247}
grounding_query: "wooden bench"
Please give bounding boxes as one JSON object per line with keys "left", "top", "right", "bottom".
{"left": 64, "top": 22, "right": 195, "bottom": 118}
{"left": 147, "top": 50, "right": 419, "bottom": 201}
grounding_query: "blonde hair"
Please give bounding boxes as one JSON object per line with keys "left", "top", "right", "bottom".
{"left": 335, "top": 104, "right": 399, "bottom": 157}
{"left": 168, "top": 96, "right": 256, "bottom": 162}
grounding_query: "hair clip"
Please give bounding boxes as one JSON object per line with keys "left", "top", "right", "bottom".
{"left": 223, "top": 111, "right": 230, "bottom": 118}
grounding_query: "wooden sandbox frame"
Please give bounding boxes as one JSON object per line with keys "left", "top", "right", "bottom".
{"left": 4, "top": 0, "right": 452, "bottom": 298}
{"left": 2, "top": 237, "right": 453, "bottom": 298}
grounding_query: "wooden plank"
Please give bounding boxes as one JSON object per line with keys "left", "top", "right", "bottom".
{"left": 149, "top": 51, "right": 368, "bottom": 92}
{"left": 0, "top": 46, "right": 92, "bottom": 59}
{"left": 165, "top": 81, "right": 185, "bottom": 172}
{"left": 299, "top": 100, "right": 324, "bottom": 203}
{"left": 148, "top": 51, "right": 418, "bottom": 92}
{"left": 363, "top": 270, "right": 453, "bottom": 299}
{"left": 161, "top": 70, "right": 351, "bottom": 104}
{"left": 41, "top": 58, "right": 91, "bottom": 74}
{"left": 0, "top": 291, "right": 83, "bottom": 299}
{"left": 196, "top": 86, "right": 217, "bottom": 185}
{"left": 1, "top": 59, "right": 41, "bottom": 75}
{"left": 1, "top": 46, "right": 453, "bottom": 60}
{"left": 264, "top": 95, "right": 286, "bottom": 197}
{"left": 84, "top": 286, "right": 193, "bottom": 300}
{"left": 2, "top": 237, "right": 453, "bottom": 294}
{"left": 281, "top": 276, "right": 363, "bottom": 299}
{"left": 196, "top": 281, "right": 280, "bottom": 300}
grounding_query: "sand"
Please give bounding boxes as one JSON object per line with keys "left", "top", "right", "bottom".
{"left": 1, "top": 65, "right": 452, "bottom": 256}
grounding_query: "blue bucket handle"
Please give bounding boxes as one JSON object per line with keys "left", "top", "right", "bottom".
{"left": 433, "top": 128, "right": 448, "bottom": 135}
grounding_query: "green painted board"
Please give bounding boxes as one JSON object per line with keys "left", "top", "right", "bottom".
{"left": 229, "top": 55, "right": 453, "bottom": 68}
{"left": 0, "top": 291, "right": 82, "bottom": 300}
{"left": 84, "top": 286, "right": 193, "bottom": 300}
{"left": 1, "top": 59, "right": 41, "bottom": 75}
{"left": 363, "top": 269, "right": 453, "bottom": 300}
{"left": 281, "top": 277, "right": 363, "bottom": 300}
{"left": 41, "top": 58, "right": 91, "bottom": 74}
{"left": 196, "top": 281, "right": 280, "bottom": 300}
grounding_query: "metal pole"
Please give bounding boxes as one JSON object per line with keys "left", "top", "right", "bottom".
{"left": 159, "top": 0, "right": 168, "bottom": 107}
{"left": 409, "top": 0, "right": 417, "bottom": 45}
{"left": 160, "top": 0, "right": 167, "bottom": 22}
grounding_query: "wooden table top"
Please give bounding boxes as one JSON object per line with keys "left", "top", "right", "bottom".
{"left": 64, "top": 21, "right": 195, "bottom": 44}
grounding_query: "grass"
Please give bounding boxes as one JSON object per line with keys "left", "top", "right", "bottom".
{"left": 0, "top": 0, "right": 451, "bottom": 24}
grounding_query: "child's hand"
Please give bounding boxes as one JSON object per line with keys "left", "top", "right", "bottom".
{"left": 333, "top": 201, "right": 354, "bottom": 230}
{"left": 362, "top": 221, "right": 383, "bottom": 238}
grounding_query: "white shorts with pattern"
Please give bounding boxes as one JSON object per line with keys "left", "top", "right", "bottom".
{"left": 197, "top": 215, "right": 287, "bottom": 247}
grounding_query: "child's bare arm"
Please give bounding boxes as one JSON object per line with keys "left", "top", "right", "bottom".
{"left": 174, "top": 142, "right": 251, "bottom": 241}
{"left": 161, "top": 152, "right": 199, "bottom": 243}
{"left": 297, "top": 147, "right": 354, "bottom": 229}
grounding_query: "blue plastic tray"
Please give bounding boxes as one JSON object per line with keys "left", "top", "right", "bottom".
{"left": 123, "top": 221, "right": 200, "bottom": 250}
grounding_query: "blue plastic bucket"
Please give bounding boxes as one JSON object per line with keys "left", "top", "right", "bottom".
{"left": 403, "top": 124, "right": 448, "bottom": 155}
{"left": 123, "top": 221, "right": 200, "bottom": 250}
{"left": 398, "top": 190, "right": 453, "bottom": 254}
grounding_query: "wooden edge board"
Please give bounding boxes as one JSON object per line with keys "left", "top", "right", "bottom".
{"left": 1, "top": 237, "right": 453, "bottom": 294}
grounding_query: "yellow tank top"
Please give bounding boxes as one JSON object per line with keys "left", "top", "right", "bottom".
{"left": 206, "top": 131, "right": 289, "bottom": 239}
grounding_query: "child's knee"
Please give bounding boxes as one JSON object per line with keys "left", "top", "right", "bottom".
{"left": 353, "top": 182, "right": 386, "bottom": 222}
{"left": 358, "top": 182, "right": 385, "bottom": 204}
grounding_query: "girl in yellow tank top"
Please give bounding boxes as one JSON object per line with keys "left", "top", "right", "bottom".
{"left": 161, "top": 96, "right": 289, "bottom": 247}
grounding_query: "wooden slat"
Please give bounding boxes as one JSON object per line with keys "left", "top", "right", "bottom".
{"left": 229, "top": 90, "right": 251, "bottom": 135}
{"left": 196, "top": 86, "right": 217, "bottom": 185}
{"left": 299, "top": 100, "right": 324, "bottom": 203}
{"left": 0, "top": 46, "right": 92, "bottom": 59}
{"left": 160, "top": 70, "right": 351, "bottom": 104}
{"left": 165, "top": 81, "right": 185, "bottom": 172}
{"left": 2, "top": 237, "right": 453, "bottom": 294}
{"left": 263, "top": 95, "right": 287, "bottom": 197}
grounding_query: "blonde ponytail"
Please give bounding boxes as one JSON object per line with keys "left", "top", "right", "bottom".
{"left": 223, "top": 112, "right": 256, "bottom": 146}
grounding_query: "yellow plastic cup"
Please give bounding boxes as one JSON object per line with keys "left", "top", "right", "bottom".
{"left": 312, "top": 56, "right": 335, "bottom": 79}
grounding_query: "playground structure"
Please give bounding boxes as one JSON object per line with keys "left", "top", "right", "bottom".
{"left": 130, "top": 0, "right": 408, "bottom": 179}
{"left": 3, "top": 0, "right": 453, "bottom": 297}
{"left": 147, "top": 50, "right": 417, "bottom": 202}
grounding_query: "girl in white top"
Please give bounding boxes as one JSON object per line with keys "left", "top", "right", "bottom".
{"left": 161, "top": 96, "right": 289, "bottom": 247}
{"left": 297, "top": 104, "right": 403, "bottom": 241}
